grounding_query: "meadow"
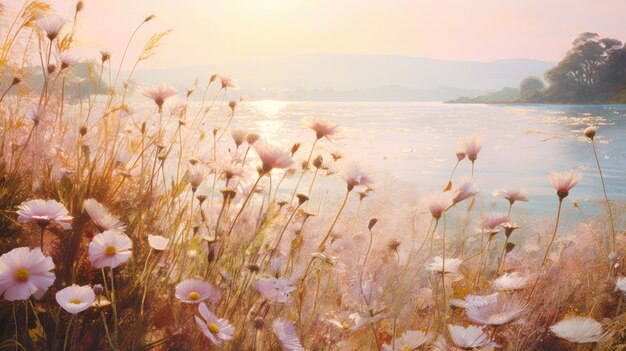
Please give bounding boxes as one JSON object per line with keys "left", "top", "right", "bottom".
{"left": 0, "top": 2, "right": 625, "bottom": 350}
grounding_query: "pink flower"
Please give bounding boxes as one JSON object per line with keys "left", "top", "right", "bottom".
{"left": 460, "top": 134, "right": 484, "bottom": 162}
{"left": 343, "top": 164, "right": 373, "bottom": 191}
{"left": 37, "top": 15, "right": 66, "bottom": 41}
{"left": 56, "top": 285, "right": 95, "bottom": 314}
{"left": 195, "top": 302, "right": 234, "bottom": 347}
{"left": 447, "top": 324, "right": 491, "bottom": 350}
{"left": 0, "top": 247, "right": 55, "bottom": 301}
{"left": 465, "top": 297, "right": 526, "bottom": 326}
{"left": 480, "top": 213, "right": 510, "bottom": 230}
{"left": 255, "top": 277, "right": 295, "bottom": 303}
{"left": 57, "top": 52, "right": 79, "bottom": 70}
{"left": 219, "top": 75, "right": 239, "bottom": 90}
{"left": 450, "top": 292, "right": 499, "bottom": 310}
{"left": 549, "top": 170, "right": 581, "bottom": 200}
{"left": 88, "top": 231, "right": 133, "bottom": 269}
{"left": 493, "top": 189, "right": 528, "bottom": 205}
{"left": 305, "top": 117, "right": 338, "bottom": 140}
{"left": 137, "top": 83, "right": 178, "bottom": 111}
{"left": 175, "top": 279, "right": 220, "bottom": 304}
{"left": 452, "top": 177, "right": 479, "bottom": 204}
{"left": 83, "top": 199, "right": 126, "bottom": 233}
{"left": 273, "top": 320, "right": 305, "bottom": 351}
{"left": 254, "top": 142, "right": 294, "bottom": 173}
{"left": 423, "top": 192, "right": 454, "bottom": 219}
{"left": 230, "top": 128, "right": 247, "bottom": 147}
{"left": 17, "top": 199, "right": 73, "bottom": 228}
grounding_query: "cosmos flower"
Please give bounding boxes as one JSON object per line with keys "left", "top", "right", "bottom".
{"left": 450, "top": 292, "right": 499, "bottom": 310}
{"left": 425, "top": 256, "right": 462, "bottom": 274}
{"left": 56, "top": 285, "right": 96, "bottom": 314}
{"left": 83, "top": 199, "right": 126, "bottom": 233}
{"left": 187, "top": 164, "right": 207, "bottom": 192}
{"left": 219, "top": 75, "right": 239, "bottom": 90}
{"left": 273, "top": 320, "right": 305, "bottom": 351}
{"left": 195, "top": 302, "right": 234, "bottom": 347}
{"left": 175, "top": 279, "right": 220, "bottom": 304}
{"left": 480, "top": 213, "right": 510, "bottom": 230}
{"left": 550, "top": 317, "right": 605, "bottom": 343}
{"left": 255, "top": 277, "right": 295, "bottom": 303}
{"left": 137, "top": 83, "right": 178, "bottom": 112}
{"left": 0, "top": 247, "right": 55, "bottom": 301}
{"left": 453, "top": 177, "right": 479, "bottom": 204}
{"left": 493, "top": 272, "right": 531, "bottom": 291}
{"left": 460, "top": 134, "right": 484, "bottom": 162}
{"left": 88, "top": 230, "right": 133, "bottom": 269}
{"left": 305, "top": 117, "right": 338, "bottom": 140}
{"left": 465, "top": 297, "right": 526, "bottom": 326}
{"left": 254, "top": 142, "right": 294, "bottom": 173}
{"left": 17, "top": 199, "right": 73, "bottom": 228}
{"left": 37, "top": 15, "right": 66, "bottom": 41}
{"left": 447, "top": 324, "right": 491, "bottom": 350}
{"left": 383, "top": 330, "right": 430, "bottom": 351}
{"left": 343, "top": 164, "right": 373, "bottom": 191}
{"left": 493, "top": 189, "right": 528, "bottom": 205}
{"left": 148, "top": 235, "right": 169, "bottom": 251}
{"left": 423, "top": 192, "right": 454, "bottom": 219}
{"left": 549, "top": 170, "right": 581, "bottom": 200}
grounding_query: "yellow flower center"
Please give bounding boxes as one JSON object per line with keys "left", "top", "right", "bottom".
{"left": 70, "top": 299, "right": 82, "bottom": 305}
{"left": 105, "top": 246, "right": 117, "bottom": 256}
{"left": 14, "top": 268, "right": 29, "bottom": 282}
{"left": 402, "top": 347, "right": 411, "bottom": 351}
{"left": 341, "top": 323, "right": 350, "bottom": 330}
{"left": 188, "top": 291, "right": 200, "bottom": 300}
{"left": 207, "top": 322, "right": 220, "bottom": 334}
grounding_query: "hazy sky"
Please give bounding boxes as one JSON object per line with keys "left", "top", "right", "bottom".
{"left": 16, "top": 0, "right": 626, "bottom": 68}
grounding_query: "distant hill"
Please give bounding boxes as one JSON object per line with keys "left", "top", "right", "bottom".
{"left": 132, "top": 54, "right": 554, "bottom": 101}
{"left": 447, "top": 87, "right": 520, "bottom": 104}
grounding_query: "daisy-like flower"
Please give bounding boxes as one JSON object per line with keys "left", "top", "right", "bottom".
{"left": 219, "top": 75, "right": 239, "bottom": 90}
{"left": 450, "top": 292, "right": 499, "bottom": 310}
{"left": 254, "top": 142, "right": 294, "bottom": 173}
{"left": 195, "top": 302, "right": 234, "bottom": 347}
{"left": 426, "top": 256, "right": 462, "bottom": 274}
{"left": 57, "top": 52, "right": 78, "bottom": 70}
{"left": 452, "top": 177, "right": 479, "bottom": 204}
{"left": 56, "top": 284, "right": 96, "bottom": 314}
{"left": 255, "top": 277, "right": 295, "bottom": 303}
{"left": 447, "top": 324, "right": 491, "bottom": 350}
{"left": 481, "top": 213, "right": 510, "bottom": 230}
{"left": 305, "top": 117, "right": 338, "bottom": 140}
{"left": 549, "top": 170, "right": 581, "bottom": 200}
{"left": 175, "top": 279, "right": 220, "bottom": 304}
{"left": 230, "top": 128, "right": 247, "bottom": 148}
{"left": 465, "top": 297, "right": 526, "bottom": 326}
{"left": 83, "top": 199, "right": 126, "bottom": 233}
{"left": 0, "top": 247, "right": 55, "bottom": 301}
{"left": 137, "top": 83, "right": 178, "bottom": 112}
{"left": 460, "top": 134, "right": 484, "bottom": 162}
{"left": 17, "top": 199, "right": 73, "bottom": 228}
{"left": 583, "top": 126, "right": 597, "bottom": 140}
{"left": 423, "top": 191, "right": 454, "bottom": 219}
{"left": 88, "top": 230, "right": 133, "bottom": 269}
{"left": 273, "top": 319, "right": 305, "bottom": 351}
{"left": 493, "top": 189, "right": 528, "bottom": 205}
{"left": 148, "top": 235, "right": 169, "bottom": 251}
{"left": 384, "top": 330, "right": 430, "bottom": 351}
{"left": 37, "top": 15, "right": 66, "bottom": 41}
{"left": 187, "top": 164, "right": 207, "bottom": 192}
{"left": 343, "top": 164, "right": 373, "bottom": 191}
{"left": 550, "top": 317, "right": 604, "bottom": 343}
{"left": 493, "top": 272, "right": 531, "bottom": 291}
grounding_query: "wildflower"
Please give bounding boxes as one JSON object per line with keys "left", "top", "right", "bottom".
{"left": 493, "top": 272, "right": 531, "bottom": 291}
{"left": 426, "top": 256, "right": 462, "bottom": 274}
{"left": 231, "top": 128, "right": 247, "bottom": 147}
{"left": 148, "top": 235, "right": 169, "bottom": 251}
{"left": 17, "top": 199, "right": 73, "bottom": 228}
{"left": 453, "top": 177, "right": 479, "bottom": 204}
{"left": 481, "top": 213, "right": 510, "bottom": 230}
{"left": 57, "top": 52, "right": 78, "bottom": 70}
{"left": 175, "top": 279, "right": 220, "bottom": 303}
{"left": 246, "top": 132, "right": 260, "bottom": 145}
{"left": 255, "top": 277, "right": 295, "bottom": 303}
{"left": 383, "top": 330, "right": 430, "bottom": 351}
{"left": 83, "top": 199, "right": 126, "bottom": 232}
{"left": 219, "top": 75, "right": 239, "bottom": 90}
{"left": 188, "top": 164, "right": 207, "bottom": 192}
{"left": 343, "top": 164, "right": 373, "bottom": 191}
{"left": 137, "top": 83, "right": 178, "bottom": 112}
{"left": 37, "top": 15, "right": 66, "bottom": 41}
{"left": 254, "top": 142, "right": 294, "bottom": 173}
{"left": 56, "top": 285, "right": 96, "bottom": 314}
{"left": 27, "top": 106, "right": 42, "bottom": 125}
{"left": 100, "top": 50, "right": 111, "bottom": 63}
{"left": 450, "top": 292, "right": 499, "bottom": 310}
{"left": 423, "top": 192, "right": 454, "bottom": 219}
{"left": 273, "top": 320, "right": 305, "bottom": 351}
{"left": 88, "top": 231, "right": 133, "bottom": 269}
{"left": 447, "top": 324, "right": 491, "bottom": 350}
{"left": 549, "top": 170, "right": 581, "bottom": 200}
{"left": 493, "top": 189, "right": 528, "bottom": 205}
{"left": 550, "top": 317, "right": 604, "bottom": 343}
{"left": 305, "top": 117, "right": 338, "bottom": 140}
{"left": 0, "top": 247, "right": 55, "bottom": 301}
{"left": 465, "top": 297, "right": 525, "bottom": 326}
{"left": 460, "top": 134, "right": 484, "bottom": 162}
{"left": 195, "top": 302, "right": 234, "bottom": 347}
{"left": 583, "top": 126, "right": 597, "bottom": 140}
{"left": 500, "top": 222, "right": 520, "bottom": 237}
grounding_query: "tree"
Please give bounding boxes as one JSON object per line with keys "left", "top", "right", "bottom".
{"left": 519, "top": 76, "right": 545, "bottom": 101}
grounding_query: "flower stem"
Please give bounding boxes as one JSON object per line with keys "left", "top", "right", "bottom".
{"left": 592, "top": 139, "right": 616, "bottom": 251}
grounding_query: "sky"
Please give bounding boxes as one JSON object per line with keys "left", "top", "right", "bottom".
{"left": 8, "top": 0, "right": 626, "bottom": 69}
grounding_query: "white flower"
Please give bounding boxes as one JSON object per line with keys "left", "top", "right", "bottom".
{"left": 195, "top": 302, "right": 234, "bottom": 347}
{"left": 493, "top": 272, "right": 531, "bottom": 291}
{"left": 56, "top": 285, "right": 95, "bottom": 314}
{"left": 425, "top": 256, "right": 461, "bottom": 274}
{"left": 148, "top": 235, "right": 169, "bottom": 251}
{"left": 255, "top": 277, "right": 295, "bottom": 303}
{"left": 37, "top": 15, "right": 66, "bottom": 40}
{"left": 384, "top": 330, "right": 430, "bottom": 351}
{"left": 450, "top": 292, "right": 499, "bottom": 310}
{"left": 616, "top": 276, "right": 626, "bottom": 293}
{"left": 273, "top": 319, "right": 304, "bottom": 351}
{"left": 83, "top": 199, "right": 126, "bottom": 232}
{"left": 447, "top": 324, "right": 491, "bottom": 349}
{"left": 466, "top": 297, "right": 526, "bottom": 326}
{"left": 88, "top": 231, "right": 133, "bottom": 268}
{"left": 0, "top": 247, "right": 55, "bottom": 301}
{"left": 17, "top": 199, "right": 73, "bottom": 228}
{"left": 550, "top": 317, "right": 605, "bottom": 343}
{"left": 175, "top": 279, "right": 220, "bottom": 304}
